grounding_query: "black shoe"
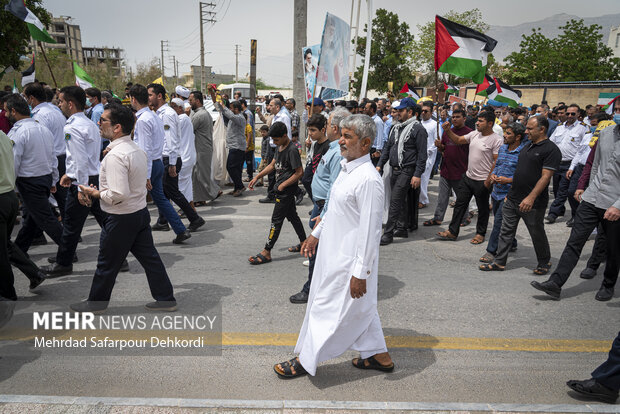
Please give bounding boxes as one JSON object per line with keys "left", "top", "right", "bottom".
{"left": 48, "top": 254, "right": 78, "bottom": 264}
{"left": 31, "top": 235, "right": 47, "bottom": 246}
{"left": 595, "top": 286, "right": 614, "bottom": 302}
{"left": 408, "top": 225, "right": 418, "bottom": 232}
{"left": 545, "top": 215, "right": 556, "bottom": 224}
{"left": 188, "top": 217, "right": 206, "bottom": 232}
{"left": 145, "top": 301, "right": 177, "bottom": 312}
{"left": 380, "top": 234, "right": 393, "bottom": 246}
{"left": 173, "top": 230, "right": 191, "bottom": 244}
{"left": 151, "top": 222, "right": 170, "bottom": 231}
{"left": 567, "top": 378, "right": 619, "bottom": 404}
{"left": 120, "top": 259, "right": 129, "bottom": 273}
{"left": 295, "top": 190, "right": 305, "bottom": 205}
{"left": 290, "top": 290, "right": 309, "bottom": 304}
{"left": 70, "top": 300, "right": 108, "bottom": 314}
{"left": 509, "top": 245, "right": 518, "bottom": 253}
{"left": 41, "top": 263, "right": 73, "bottom": 278}
{"left": 259, "top": 197, "right": 276, "bottom": 204}
{"left": 394, "top": 230, "right": 409, "bottom": 238}
{"left": 29, "top": 271, "right": 46, "bottom": 291}
{"left": 580, "top": 267, "right": 597, "bottom": 280}
{"left": 530, "top": 280, "right": 561, "bottom": 300}
{"left": 566, "top": 217, "right": 574, "bottom": 227}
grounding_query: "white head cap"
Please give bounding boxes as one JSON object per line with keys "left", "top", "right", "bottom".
{"left": 171, "top": 97, "right": 184, "bottom": 108}
{"left": 175, "top": 85, "right": 190, "bottom": 98}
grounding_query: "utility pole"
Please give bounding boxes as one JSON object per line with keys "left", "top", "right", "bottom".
{"left": 199, "top": 2, "right": 217, "bottom": 92}
{"left": 293, "top": 0, "right": 307, "bottom": 142}
{"left": 160, "top": 40, "right": 169, "bottom": 79}
{"left": 169, "top": 55, "right": 177, "bottom": 84}
{"left": 235, "top": 44, "right": 241, "bottom": 82}
{"left": 350, "top": 0, "right": 361, "bottom": 95}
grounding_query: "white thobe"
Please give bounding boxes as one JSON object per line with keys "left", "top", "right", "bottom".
{"left": 178, "top": 113, "right": 196, "bottom": 201}
{"left": 419, "top": 119, "right": 438, "bottom": 205}
{"left": 295, "top": 153, "right": 388, "bottom": 376}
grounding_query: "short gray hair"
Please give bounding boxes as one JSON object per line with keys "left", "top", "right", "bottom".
{"left": 339, "top": 114, "right": 376, "bottom": 141}
{"left": 101, "top": 91, "right": 113, "bottom": 102}
{"left": 506, "top": 121, "right": 525, "bottom": 138}
{"left": 329, "top": 107, "right": 350, "bottom": 130}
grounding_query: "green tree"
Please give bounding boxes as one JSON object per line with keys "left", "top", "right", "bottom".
{"left": 351, "top": 9, "right": 414, "bottom": 95}
{"left": 133, "top": 58, "right": 162, "bottom": 87}
{"left": 0, "top": 0, "right": 52, "bottom": 71}
{"left": 408, "top": 8, "right": 489, "bottom": 77}
{"left": 505, "top": 19, "right": 620, "bottom": 84}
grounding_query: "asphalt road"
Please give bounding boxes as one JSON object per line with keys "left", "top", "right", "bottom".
{"left": 0, "top": 176, "right": 618, "bottom": 412}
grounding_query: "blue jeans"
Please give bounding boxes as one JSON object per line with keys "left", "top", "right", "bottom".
{"left": 150, "top": 159, "right": 186, "bottom": 235}
{"left": 302, "top": 201, "right": 324, "bottom": 293}
{"left": 487, "top": 198, "right": 517, "bottom": 255}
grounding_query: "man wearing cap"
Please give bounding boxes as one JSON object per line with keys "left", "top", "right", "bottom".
{"left": 175, "top": 85, "right": 190, "bottom": 105}
{"left": 170, "top": 98, "right": 196, "bottom": 207}
{"left": 376, "top": 98, "right": 427, "bottom": 246}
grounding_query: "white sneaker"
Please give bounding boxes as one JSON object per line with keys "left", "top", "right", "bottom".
{"left": 302, "top": 260, "right": 309, "bottom": 267}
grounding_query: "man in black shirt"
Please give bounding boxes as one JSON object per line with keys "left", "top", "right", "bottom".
{"left": 301, "top": 114, "right": 330, "bottom": 202}
{"left": 248, "top": 122, "right": 307, "bottom": 264}
{"left": 480, "top": 116, "right": 561, "bottom": 273}
{"left": 376, "top": 98, "right": 427, "bottom": 246}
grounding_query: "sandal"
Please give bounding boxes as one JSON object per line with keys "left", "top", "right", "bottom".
{"left": 288, "top": 244, "right": 302, "bottom": 253}
{"left": 479, "top": 252, "right": 495, "bottom": 263}
{"left": 423, "top": 219, "right": 442, "bottom": 226}
{"left": 437, "top": 231, "right": 457, "bottom": 241}
{"left": 470, "top": 235, "right": 485, "bottom": 245}
{"left": 273, "top": 357, "right": 308, "bottom": 379}
{"left": 479, "top": 263, "right": 505, "bottom": 271}
{"left": 249, "top": 253, "right": 271, "bottom": 265}
{"left": 352, "top": 355, "right": 394, "bottom": 372}
{"left": 533, "top": 262, "right": 552, "bottom": 275}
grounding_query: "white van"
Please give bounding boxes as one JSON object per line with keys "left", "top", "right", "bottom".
{"left": 218, "top": 83, "right": 256, "bottom": 100}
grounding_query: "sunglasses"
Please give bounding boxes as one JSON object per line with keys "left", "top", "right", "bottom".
{"left": 566, "top": 112, "right": 577, "bottom": 116}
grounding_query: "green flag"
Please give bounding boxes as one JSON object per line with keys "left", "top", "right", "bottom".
{"left": 73, "top": 62, "right": 95, "bottom": 89}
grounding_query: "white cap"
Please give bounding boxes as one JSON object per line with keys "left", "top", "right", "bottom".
{"left": 184, "top": 102, "right": 191, "bottom": 110}
{"left": 175, "top": 85, "right": 190, "bottom": 98}
{"left": 171, "top": 97, "right": 184, "bottom": 107}
{"left": 391, "top": 100, "right": 400, "bottom": 108}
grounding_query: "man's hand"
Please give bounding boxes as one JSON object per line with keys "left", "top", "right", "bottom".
{"left": 77, "top": 191, "right": 91, "bottom": 207}
{"left": 372, "top": 151, "right": 381, "bottom": 159}
{"left": 350, "top": 276, "right": 367, "bottom": 299}
{"left": 59, "top": 174, "right": 72, "bottom": 188}
{"left": 168, "top": 165, "right": 177, "bottom": 178}
{"left": 248, "top": 177, "right": 258, "bottom": 190}
{"left": 300, "top": 235, "right": 319, "bottom": 258}
{"left": 277, "top": 183, "right": 285, "bottom": 192}
{"left": 566, "top": 169, "right": 573, "bottom": 179}
{"left": 410, "top": 176, "right": 420, "bottom": 189}
{"left": 574, "top": 189, "right": 584, "bottom": 202}
{"left": 311, "top": 215, "right": 322, "bottom": 229}
{"left": 256, "top": 106, "right": 262, "bottom": 114}
{"left": 434, "top": 139, "right": 443, "bottom": 149}
{"left": 442, "top": 121, "right": 451, "bottom": 131}
{"left": 102, "top": 147, "right": 111, "bottom": 158}
{"left": 604, "top": 206, "right": 620, "bottom": 221}
{"left": 146, "top": 179, "right": 152, "bottom": 191}
{"left": 519, "top": 195, "right": 535, "bottom": 213}
{"left": 484, "top": 177, "right": 492, "bottom": 189}
{"left": 50, "top": 186, "right": 57, "bottom": 194}
{"left": 494, "top": 176, "right": 509, "bottom": 185}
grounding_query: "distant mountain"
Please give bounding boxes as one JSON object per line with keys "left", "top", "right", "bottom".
{"left": 487, "top": 13, "right": 620, "bottom": 62}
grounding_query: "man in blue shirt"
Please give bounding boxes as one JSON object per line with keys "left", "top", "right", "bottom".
{"left": 480, "top": 122, "right": 527, "bottom": 263}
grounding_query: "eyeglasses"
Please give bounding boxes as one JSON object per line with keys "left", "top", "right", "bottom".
{"left": 566, "top": 112, "right": 577, "bottom": 116}
{"left": 421, "top": 110, "right": 430, "bottom": 113}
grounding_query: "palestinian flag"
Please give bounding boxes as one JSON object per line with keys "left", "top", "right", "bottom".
{"left": 4, "top": 0, "right": 56, "bottom": 43}
{"left": 399, "top": 83, "right": 420, "bottom": 101}
{"left": 21, "top": 53, "right": 35, "bottom": 86}
{"left": 444, "top": 82, "right": 459, "bottom": 94}
{"left": 434, "top": 15, "right": 497, "bottom": 84}
{"left": 475, "top": 74, "right": 493, "bottom": 96}
{"left": 73, "top": 62, "right": 94, "bottom": 89}
{"left": 486, "top": 78, "right": 521, "bottom": 108}
{"left": 13, "top": 80, "right": 19, "bottom": 94}
{"left": 598, "top": 92, "right": 620, "bottom": 114}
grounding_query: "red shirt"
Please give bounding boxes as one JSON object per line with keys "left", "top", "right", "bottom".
{"left": 0, "top": 111, "right": 10, "bottom": 134}
{"left": 440, "top": 125, "right": 472, "bottom": 180}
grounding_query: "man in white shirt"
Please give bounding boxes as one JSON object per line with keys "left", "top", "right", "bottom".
{"left": 273, "top": 114, "right": 394, "bottom": 379}
{"left": 419, "top": 101, "right": 438, "bottom": 208}
{"left": 364, "top": 101, "right": 384, "bottom": 167}
{"left": 171, "top": 98, "right": 197, "bottom": 205}
{"left": 5, "top": 95, "right": 62, "bottom": 254}
{"left": 71, "top": 104, "right": 177, "bottom": 314}
{"left": 148, "top": 83, "right": 205, "bottom": 233}
{"left": 547, "top": 103, "right": 589, "bottom": 224}
{"left": 42, "top": 86, "right": 110, "bottom": 277}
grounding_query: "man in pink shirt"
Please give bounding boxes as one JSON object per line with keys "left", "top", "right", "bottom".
{"left": 437, "top": 110, "right": 503, "bottom": 243}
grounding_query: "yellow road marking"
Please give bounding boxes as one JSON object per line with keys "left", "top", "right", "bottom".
{"left": 0, "top": 330, "right": 611, "bottom": 353}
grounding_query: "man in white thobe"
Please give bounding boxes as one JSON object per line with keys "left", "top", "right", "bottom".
{"left": 273, "top": 114, "right": 394, "bottom": 378}
{"left": 419, "top": 101, "right": 438, "bottom": 208}
{"left": 171, "top": 98, "right": 196, "bottom": 203}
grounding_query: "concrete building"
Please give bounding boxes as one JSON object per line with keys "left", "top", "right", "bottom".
{"left": 608, "top": 26, "right": 620, "bottom": 59}
{"left": 83, "top": 47, "right": 124, "bottom": 77}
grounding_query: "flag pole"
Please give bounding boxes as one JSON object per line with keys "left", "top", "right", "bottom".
{"left": 435, "top": 70, "right": 440, "bottom": 139}
{"left": 38, "top": 41, "right": 57, "bottom": 88}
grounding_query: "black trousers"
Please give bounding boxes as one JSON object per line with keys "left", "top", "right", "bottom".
{"left": 494, "top": 198, "right": 550, "bottom": 267}
{"left": 448, "top": 176, "right": 490, "bottom": 237}
{"left": 88, "top": 208, "right": 175, "bottom": 302}
{"left": 587, "top": 225, "right": 607, "bottom": 271}
{"left": 55, "top": 176, "right": 107, "bottom": 267}
{"left": 407, "top": 186, "right": 420, "bottom": 231}
{"left": 14, "top": 175, "right": 64, "bottom": 253}
{"left": 384, "top": 166, "right": 415, "bottom": 235}
{"left": 592, "top": 331, "right": 620, "bottom": 392}
{"left": 54, "top": 153, "right": 68, "bottom": 217}
{"left": 264, "top": 186, "right": 306, "bottom": 251}
{"left": 244, "top": 150, "right": 255, "bottom": 179}
{"left": 158, "top": 156, "right": 199, "bottom": 225}
{"left": 265, "top": 147, "right": 276, "bottom": 199}
{"left": 550, "top": 201, "right": 620, "bottom": 289}
{"left": 0, "top": 191, "right": 41, "bottom": 300}
{"left": 548, "top": 161, "right": 575, "bottom": 219}
{"left": 226, "top": 149, "right": 245, "bottom": 191}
